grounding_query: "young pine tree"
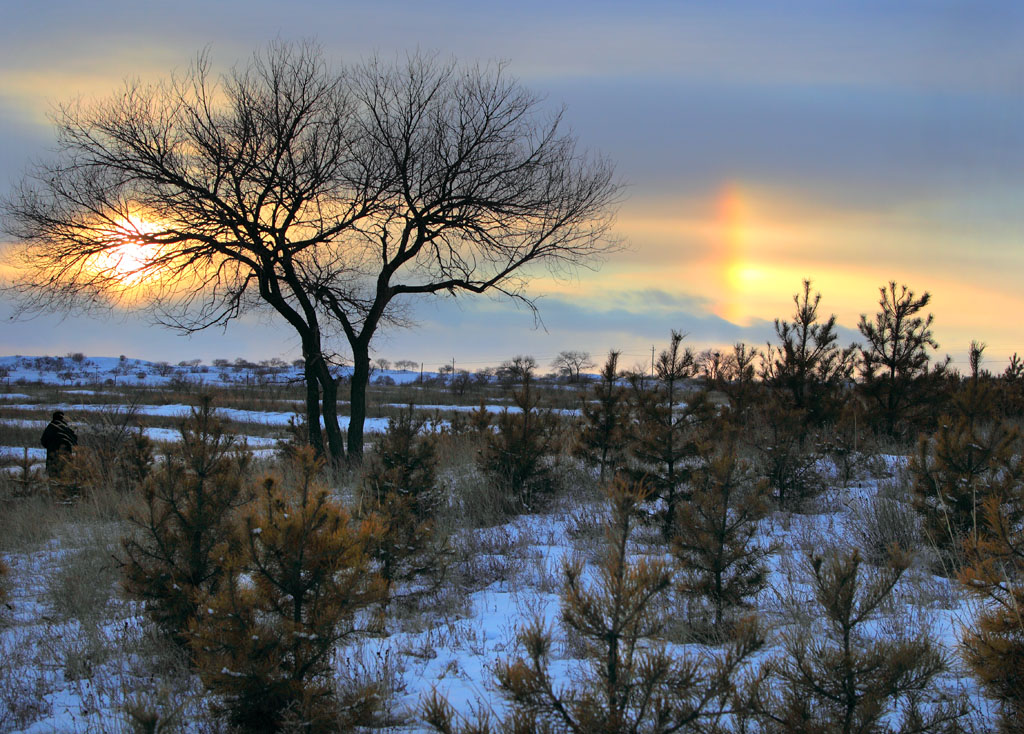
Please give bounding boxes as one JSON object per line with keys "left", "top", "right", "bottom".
{"left": 575, "top": 350, "right": 629, "bottom": 481}
{"left": 672, "top": 434, "right": 770, "bottom": 635}
{"left": 742, "top": 548, "right": 967, "bottom": 734}
{"left": 959, "top": 485, "right": 1024, "bottom": 730}
{"left": 359, "top": 405, "right": 446, "bottom": 598}
{"left": 857, "top": 282, "right": 939, "bottom": 439}
{"left": 424, "top": 477, "right": 762, "bottom": 734}
{"left": 763, "top": 279, "right": 857, "bottom": 427}
{"left": 718, "top": 342, "right": 762, "bottom": 426}
{"left": 190, "top": 447, "right": 386, "bottom": 733}
{"left": 629, "top": 330, "right": 714, "bottom": 536}
{"left": 478, "top": 362, "right": 559, "bottom": 511}
{"left": 121, "top": 397, "right": 251, "bottom": 644}
{"left": 998, "top": 352, "right": 1024, "bottom": 419}
{"left": 749, "top": 391, "right": 822, "bottom": 511}
{"left": 910, "top": 371, "right": 1022, "bottom": 570}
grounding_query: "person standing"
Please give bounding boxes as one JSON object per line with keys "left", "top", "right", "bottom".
{"left": 41, "top": 410, "right": 77, "bottom": 477}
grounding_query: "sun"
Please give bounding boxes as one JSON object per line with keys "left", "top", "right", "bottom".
{"left": 91, "top": 213, "right": 161, "bottom": 286}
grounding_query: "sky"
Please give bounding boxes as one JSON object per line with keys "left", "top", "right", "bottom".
{"left": 1, "top": 1, "right": 1022, "bottom": 373}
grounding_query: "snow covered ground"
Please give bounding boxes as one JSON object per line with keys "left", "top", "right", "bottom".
{"left": 0, "top": 354, "right": 1002, "bottom": 731}
{"left": 0, "top": 463, "right": 998, "bottom": 731}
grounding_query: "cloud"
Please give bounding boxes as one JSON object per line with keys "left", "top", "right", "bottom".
{"left": 1, "top": 2, "right": 1023, "bottom": 368}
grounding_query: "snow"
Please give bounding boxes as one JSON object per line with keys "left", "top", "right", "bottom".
{"left": 0, "top": 355, "right": 1001, "bottom": 731}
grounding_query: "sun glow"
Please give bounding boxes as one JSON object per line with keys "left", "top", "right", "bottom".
{"left": 714, "top": 182, "right": 757, "bottom": 324}
{"left": 91, "top": 214, "right": 161, "bottom": 288}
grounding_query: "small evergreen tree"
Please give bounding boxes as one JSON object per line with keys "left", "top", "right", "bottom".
{"left": 763, "top": 279, "right": 857, "bottom": 427}
{"left": 749, "top": 392, "right": 822, "bottom": 511}
{"left": 857, "top": 282, "right": 938, "bottom": 438}
{"left": 818, "top": 396, "right": 873, "bottom": 489}
{"left": 190, "top": 447, "right": 386, "bottom": 733}
{"left": 998, "top": 352, "right": 1024, "bottom": 418}
{"left": 960, "top": 484, "right": 1024, "bottom": 730}
{"left": 359, "top": 405, "right": 446, "bottom": 598}
{"left": 121, "top": 397, "right": 251, "bottom": 644}
{"left": 478, "top": 363, "right": 559, "bottom": 511}
{"left": 910, "top": 369, "right": 1021, "bottom": 570}
{"left": 742, "top": 548, "right": 967, "bottom": 733}
{"left": 575, "top": 350, "right": 629, "bottom": 481}
{"left": 673, "top": 434, "right": 770, "bottom": 635}
{"left": 718, "top": 342, "right": 762, "bottom": 425}
{"left": 629, "top": 331, "right": 714, "bottom": 535}
{"left": 424, "top": 477, "right": 762, "bottom": 734}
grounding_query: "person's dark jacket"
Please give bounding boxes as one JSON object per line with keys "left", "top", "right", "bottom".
{"left": 41, "top": 418, "right": 77, "bottom": 453}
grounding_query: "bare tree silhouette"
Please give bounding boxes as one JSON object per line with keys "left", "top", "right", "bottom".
{"left": 3, "top": 43, "right": 622, "bottom": 461}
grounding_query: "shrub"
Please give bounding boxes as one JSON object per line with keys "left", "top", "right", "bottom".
{"left": 62, "top": 404, "right": 154, "bottom": 498}
{"left": 46, "top": 534, "right": 117, "bottom": 626}
{"left": 190, "top": 447, "right": 386, "bottom": 733}
{"left": 120, "top": 397, "right": 252, "bottom": 644}
{"left": 847, "top": 490, "right": 921, "bottom": 567}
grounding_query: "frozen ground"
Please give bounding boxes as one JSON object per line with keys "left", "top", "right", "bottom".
{"left": 0, "top": 462, "right": 997, "bottom": 732}
{"left": 0, "top": 354, "right": 1001, "bottom": 731}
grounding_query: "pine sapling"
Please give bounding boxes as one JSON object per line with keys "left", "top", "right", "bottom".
{"left": 673, "top": 434, "right": 770, "bottom": 635}
{"left": 960, "top": 486, "right": 1024, "bottom": 730}
{"left": 575, "top": 350, "right": 629, "bottom": 482}
{"left": 742, "top": 548, "right": 967, "bottom": 733}
{"left": 359, "top": 405, "right": 447, "bottom": 598}
{"left": 478, "top": 365, "right": 559, "bottom": 511}
{"left": 424, "top": 477, "right": 762, "bottom": 734}
{"left": 762, "top": 279, "right": 857, "bottom": 428}
{"left": 910, "top": 394, "right": 1021, "bottom": 570}
{"left": 629, "top": 330, "right": 714, "bottom": 536}
{"left": 120, "top": 396, "right": 251, "bottom": 644}
{"left": 749, "top": 391, "right": 821, "bottom": 510}
{"left": 190, "top": 447, "right": 386, "bottom": 733}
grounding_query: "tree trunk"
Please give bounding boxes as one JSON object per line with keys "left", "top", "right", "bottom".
{"left": 302, "top": 355, "right": 325, "bottom": 458}
{"left": 320, "top": 372, "right": 345, "bottom": 466}
{"left": 348, "top": 343, "right": 371, "bottom": 463}
{"left": 303, "top": 344, "right": 346, "bottom": 466}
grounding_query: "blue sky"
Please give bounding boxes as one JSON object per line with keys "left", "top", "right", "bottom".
{"left": 1, "top": 2, "right": 1022, "bottom": 372}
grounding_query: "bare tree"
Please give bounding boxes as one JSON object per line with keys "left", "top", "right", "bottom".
{"left": 2, "top": 44, "right": 622, "bottom": 462}
{"left": 550, "top": 349, "right": 595, "bottom": 383}
{"left": 2, "top": 43, "right": 369, "bottom": 463}
{"left": 314, "top": 55, "right": 621, "bottom": 457}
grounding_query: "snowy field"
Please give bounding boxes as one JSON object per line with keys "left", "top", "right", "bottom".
{"left": 0, "top": 355, "right": 1003, "bottom": 731}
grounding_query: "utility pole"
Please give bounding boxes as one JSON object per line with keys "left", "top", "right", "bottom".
{"left": 651, "top": 345, "right": 656, "bottom": 378}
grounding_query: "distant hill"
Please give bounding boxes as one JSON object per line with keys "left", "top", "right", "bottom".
{"left": 0, "top": 355, "right": 428, "bottom": 388}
